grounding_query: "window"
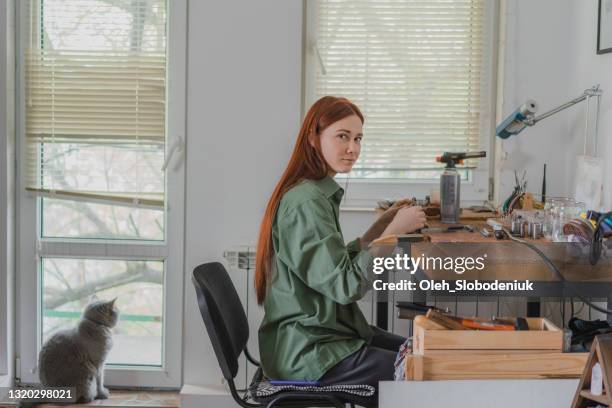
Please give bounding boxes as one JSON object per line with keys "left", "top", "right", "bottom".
{"left": 25, "top": 0, "right": 166, "bottom": 225}
{"left": 17, "top": 0, "right": 186, "bottom": 387}
{"left": 305, "top": 0, "right": 497, "bottom": 204}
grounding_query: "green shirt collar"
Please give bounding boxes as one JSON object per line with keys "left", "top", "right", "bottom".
{"left": 313, "top": 176, "right": 344, "bottom": 202}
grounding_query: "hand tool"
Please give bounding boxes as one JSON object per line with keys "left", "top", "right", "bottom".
{"left": 414, "top": 315, "right": 446, "bottom": 330}
{"left": 425, "top": 309, "right": 468, "bottom": 330}
{"left": 418, "top": 224, "right": 474, "bottom": 233}
{"left": 515, "top": 317, "right": 529, "bottom": 331}
{"left": 427, "top": 309, "right": 524, "bottom": 331}
{"left": 480, "top": 227, "right": 492, "bottom": 237}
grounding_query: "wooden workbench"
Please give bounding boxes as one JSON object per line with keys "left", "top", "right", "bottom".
{"left": 370, "top": 208, "right": 612, "bottom": 329}
{"left": 375, "top": 210, "right": 612, "bottom": 282}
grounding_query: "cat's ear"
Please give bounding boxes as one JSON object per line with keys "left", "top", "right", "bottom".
{"left": 108, "top": 297, "right": 118, "bottom": 308}
{"left": 90, "top": 294, "right": 99, "bottom": 302}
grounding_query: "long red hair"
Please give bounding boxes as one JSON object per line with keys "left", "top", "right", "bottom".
{"left": 255, "top": 96, "right": 364, "bottom": 304}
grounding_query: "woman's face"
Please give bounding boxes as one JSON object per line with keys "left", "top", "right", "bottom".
{"left": 317, "top": 114, "right": 363, "bottom": 176}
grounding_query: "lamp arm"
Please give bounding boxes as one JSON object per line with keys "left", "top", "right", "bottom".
{"left": 525, "top": 85, "right": 602, "bottom": 126}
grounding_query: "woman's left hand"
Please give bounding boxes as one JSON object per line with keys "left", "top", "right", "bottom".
{"left": 361, "top": 199, "right": 414, "bottom": 245}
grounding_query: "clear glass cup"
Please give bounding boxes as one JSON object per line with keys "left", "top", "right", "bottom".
{"left": 543, "top": 197, "right": 563, "bottom": 240}
{"left": 551, "top": 198, "right": 586, "bottom": 242}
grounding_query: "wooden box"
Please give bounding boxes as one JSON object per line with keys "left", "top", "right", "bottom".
{"left": 407, "top": 317, "right": 588, "bottom": 381}
{"left": 413, "top": 317, "right": 563, "bottom": 355}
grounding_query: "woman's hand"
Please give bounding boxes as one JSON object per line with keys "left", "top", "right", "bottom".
{"left": 360, "top": 199, "right": 413, "bottom": 245}
{"left": 383, "top": 205, "right": 427, "bottom": 236}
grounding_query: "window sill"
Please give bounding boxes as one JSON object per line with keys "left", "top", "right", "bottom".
{"left": 0, "top": 374, "right": 10, "bottom": 387}
{"left": 335, "top": 169, "right": 490, "bottom": 208}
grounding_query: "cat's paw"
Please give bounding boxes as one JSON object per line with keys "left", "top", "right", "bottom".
{"left": 79, "top": 395, "right": 95, "bottom": 404}
{"left": 96, "top": 387, "right": 110, "bottom": 400}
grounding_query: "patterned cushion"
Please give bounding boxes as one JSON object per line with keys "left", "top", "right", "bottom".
{"left": 247, "top": 368, "right": 376, "bottom": 402}
{"left": 252, "top": 381, "right": 375, "bottom": 398}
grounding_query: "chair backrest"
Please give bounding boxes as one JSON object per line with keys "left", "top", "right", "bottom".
{"left": 192, "top": 262, "right": 249, "bottom": 381}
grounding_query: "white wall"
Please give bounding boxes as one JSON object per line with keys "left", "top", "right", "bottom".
{"left": 566, "top": 0, "right": 612, "bottom": 210}
{"left": 182, "top": 0, "right": 304, "bottom": 386}
{"left": 498, "top": 0, "right": 611, "bottom": 209}
{"left": 496, "top": 0, "right": 573, "bottom": 204}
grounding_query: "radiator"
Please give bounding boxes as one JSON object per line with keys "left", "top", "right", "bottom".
{"left": 223, "top": 246, "right": 260, "bottom": 389}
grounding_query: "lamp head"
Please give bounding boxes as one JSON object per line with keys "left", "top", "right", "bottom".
{"left": 496, "top": 100, "right": 538, "bottom": 139}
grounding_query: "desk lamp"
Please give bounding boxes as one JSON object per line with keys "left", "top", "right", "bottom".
{"left": 496, "top": 85, "right": 602, "bottom": 140}
{"left": 496, "top": 85, "right": 604, "bottom": 210}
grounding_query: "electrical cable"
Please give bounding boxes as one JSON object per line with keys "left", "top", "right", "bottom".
{"left": 561, "top": 298, "right": 565, "bottom": 327}
{"left": 503, "top": 228, "right": 612, "bottom": 315}
{"left": 343, "top": 175, "right": 350, "bottom": 206}
{"left": 575, "top": 301, "right": 586, "bottom": 317}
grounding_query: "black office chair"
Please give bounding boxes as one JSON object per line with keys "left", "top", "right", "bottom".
{"left": 192, "top": 262, "right": 375, "bottom": 408}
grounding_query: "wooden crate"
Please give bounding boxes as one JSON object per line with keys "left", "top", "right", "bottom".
{"left": 406, "top": 317, "right": 588, "bottom": 381}
{"left": 413, "top": 317, "right": 563, "bottom": 355}
{"left": 405, "top": 352, "right": 589, "bottom": 380}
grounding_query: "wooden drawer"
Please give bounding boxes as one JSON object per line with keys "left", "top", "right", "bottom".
{"left": 405, "top": 352, "right": 589, "bottom": 381}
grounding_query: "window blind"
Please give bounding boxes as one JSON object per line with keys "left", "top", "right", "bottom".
{"left": 24, "top": 0, "right": 167, "bottom": 208}
{"left": 312, "top": 0, "right": 487, "bottom": 179}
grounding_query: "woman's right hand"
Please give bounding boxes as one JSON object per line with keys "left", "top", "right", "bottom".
{"left": 383, "top": 205, "right": 426, "bottom": 235}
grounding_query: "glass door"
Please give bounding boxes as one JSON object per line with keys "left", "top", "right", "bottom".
{"left": 15, "top": 0, "right": 186, "bottom": 387}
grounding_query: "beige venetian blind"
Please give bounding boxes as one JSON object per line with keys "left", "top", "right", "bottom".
{"left": 25, "top": 0, "right": 167, "bottom": 208}
{"left": 313, "top": 0, "right": 486, "bottom": 179}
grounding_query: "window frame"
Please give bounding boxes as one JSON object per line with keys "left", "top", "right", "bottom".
{"left": 303, "top": 0, "right": 500, "bottom": 208}
{"left": 15, "top": 0, "right": 186, "bottom": 387}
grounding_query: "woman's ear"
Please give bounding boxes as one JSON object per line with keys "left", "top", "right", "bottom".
{"left": 307, "top": 132, "right": 316, "bottom": 149}
{"left": 307, "top": 121, "right": 318, "bottom": 148}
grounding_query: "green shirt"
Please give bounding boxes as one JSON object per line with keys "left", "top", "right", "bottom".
{"left": 258, "top": 176, "right": 375, "bottom": 381}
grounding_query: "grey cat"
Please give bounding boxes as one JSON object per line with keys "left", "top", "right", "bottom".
{"left": 38, "top": 297, "right": 119, "bottom": 403}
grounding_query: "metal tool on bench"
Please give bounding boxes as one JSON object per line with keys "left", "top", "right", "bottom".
{"left": 369, "top": 233, "right": 429, "bottom": 248}
{"left": 437, "top": 151, "right": 487, "bottom": 224}
{"left": 486, "top": 218, "right": 508, "bottom": 239}
{"left": 418, "top": 224, "right": 474, "bottom": 233}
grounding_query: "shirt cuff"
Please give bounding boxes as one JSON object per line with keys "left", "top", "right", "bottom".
{"left": 348, "top": 238, "right": 376, "bottom": 295}
{"left": 346, "top": 238, "right": 362, "bottom": 257}
{"left": 354, "top": 247, "right": 375, "bottom": 284}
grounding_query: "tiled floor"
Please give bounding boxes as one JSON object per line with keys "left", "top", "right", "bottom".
{"left": 0, "top": 391, "right": 180, "bottom": 408}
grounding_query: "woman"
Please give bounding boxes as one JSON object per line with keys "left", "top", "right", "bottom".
{"left": 256, "top": 96, "right": 426, "bottom": 389}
